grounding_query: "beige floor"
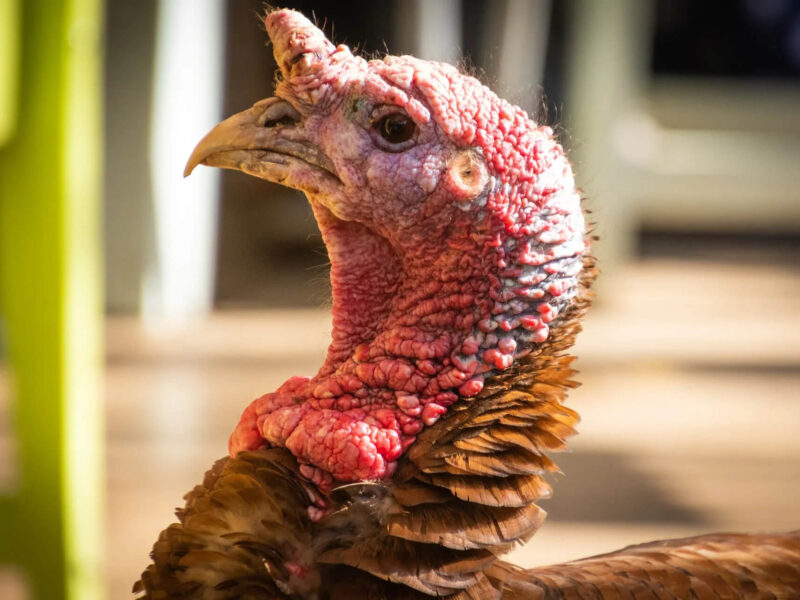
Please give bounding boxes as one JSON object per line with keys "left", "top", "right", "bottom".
{"left": 7, "top": 257, "right": 800, "bottom": 598}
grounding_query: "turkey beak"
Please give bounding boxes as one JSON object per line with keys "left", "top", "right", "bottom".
{"left": 183, "top": 97, "right": 337, "bottom": 180}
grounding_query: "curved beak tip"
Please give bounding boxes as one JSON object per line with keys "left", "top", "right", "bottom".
{"left": 184, "top": 128, "right": 219, "bottom": 178}
{"left": 183, "top": 151, "right": 205, "bottom": 178}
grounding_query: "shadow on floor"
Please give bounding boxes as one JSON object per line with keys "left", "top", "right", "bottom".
{"left": 543, "top": 451, "right": 707, "bottom": 524}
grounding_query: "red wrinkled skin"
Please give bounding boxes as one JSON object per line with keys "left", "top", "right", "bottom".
{"left": 228, "top": 10, "right": 587, "bottom": 485}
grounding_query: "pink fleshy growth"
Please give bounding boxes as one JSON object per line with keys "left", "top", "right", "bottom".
{"left": 396, "top": 394, "right": 420, "bottom": 414}
{"left": 228, "top": 9, "right": 587, "bottom": 485}
{"left": 498, "top": 337, "right": 517, "bottom": 354}
{"left": 299, "top": 463, "right": 334, "bottom": 492}
{"left": 421, "top": 403, "right": 447, "bottom": 426}
{"left": 458, "top": 377, "right": 484, "bottom": 397}
{"left": 284, "top": 562, "right": 309, "bottom": 578}
{"left": 307, "top": 506, "right": 327, "bottom": 522}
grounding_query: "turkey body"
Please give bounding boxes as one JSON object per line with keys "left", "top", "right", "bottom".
{"left": 135, "top": 444, "right": 800, "bottom": 599}
{"left": 135, "top": 8, "right": 800, "bottom": 599}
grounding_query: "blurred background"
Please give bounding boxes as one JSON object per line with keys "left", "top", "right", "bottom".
{"left": 1, "top": 0, "right": 799, "bottom": 597}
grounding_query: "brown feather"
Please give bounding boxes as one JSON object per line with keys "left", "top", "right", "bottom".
{"left": 386, "top": 501, "right": 545, "bottom": 550}
{"left": 319, "top": 539, "right": 494, "bottom": 596}
{"left": 421, "top": 473, "right": 552, "bottom": 508}
{"left": 134, "top": 449, "right": 318, "bottom": 599}
{"left": 488, "top": 531, "right": 800, "bottom": 599}
{"left": 391, "top": 479, "right": 455, "bottom": 506}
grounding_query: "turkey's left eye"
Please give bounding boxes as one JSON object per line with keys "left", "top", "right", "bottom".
{"left": 375, "top": 114, "right": 416, "bottom": 145}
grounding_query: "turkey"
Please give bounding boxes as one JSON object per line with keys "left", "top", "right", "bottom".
{"left": 134, "top": 9, "right": 800, "bottom": 599}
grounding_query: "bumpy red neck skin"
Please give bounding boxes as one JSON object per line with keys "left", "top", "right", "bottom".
{"left": 228, "top": 9, "right": 587, "bottom": 486}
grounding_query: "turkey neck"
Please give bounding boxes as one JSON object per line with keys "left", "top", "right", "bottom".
{"left": 310, "top": 197, "right": 510, "bottom": 406}
{"left": 315, "top": 202, "right": 493, "bottom": 381}
{"left": 312, "top": 205, "right": 401, "bottom": 375}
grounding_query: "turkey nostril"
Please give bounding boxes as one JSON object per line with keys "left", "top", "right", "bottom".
{"left": 264, "top": 115, "right": 299, "bottom": 128}
{"left": 259, "top": 100, "right": 302, "bottom": 128}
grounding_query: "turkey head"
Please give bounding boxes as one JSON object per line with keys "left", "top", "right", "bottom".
{"left": 186, "top": 8, "right": 588, "bottom": 487}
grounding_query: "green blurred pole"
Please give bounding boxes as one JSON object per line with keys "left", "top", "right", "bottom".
{"left": 0, "top": 0, "right": 104, "bottom": 597}
{"left": 0, "top": 0, "right": 19, "bottom": 146}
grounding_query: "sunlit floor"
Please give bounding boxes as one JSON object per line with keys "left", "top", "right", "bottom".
{"left": 5, "top": 257, "right": 800, "bottom": 598}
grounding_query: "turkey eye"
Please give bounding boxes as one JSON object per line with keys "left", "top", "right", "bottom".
{"left": 375, "top": 114, "right": 415, "bottom": 145}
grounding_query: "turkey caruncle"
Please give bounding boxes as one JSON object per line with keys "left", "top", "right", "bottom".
{"left": 135, "top": 8, "right": 800, "bottom": 600}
